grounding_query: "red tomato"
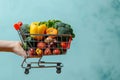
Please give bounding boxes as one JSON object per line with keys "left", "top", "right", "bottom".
{"left": 37, "top": 42, "right": 46, "bottom": 49}
{"left": 53, "top": 48, "right": 61, "bottom": 55}
{"left": 44, "top": 48, "right": 52, "bottom": 55}
{"left": 28, "top": 48, "right": 35, "bottom": 56}
{"left": 60, "top": 42, "right": 68, "bottom": 49}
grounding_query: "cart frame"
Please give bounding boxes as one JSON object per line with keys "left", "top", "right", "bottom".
{"left": 14, "top": 22, "right": 72, "bottom": 74}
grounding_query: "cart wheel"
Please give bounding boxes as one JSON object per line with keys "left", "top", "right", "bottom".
{"left": 56, "top": 68, "right": 61, "bottom": 74}
{"left": 57, "top": 63, "right": 61, "bottom": 66}
{"left": 24, "top": 69, "right": 29, "bottom": 74}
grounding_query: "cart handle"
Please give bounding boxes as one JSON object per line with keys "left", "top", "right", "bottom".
{"left": 13, "top": 21, "right": 23, "bottom": 30}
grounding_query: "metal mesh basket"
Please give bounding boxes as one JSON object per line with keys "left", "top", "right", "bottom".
{"left": 23, "top": 34, "right": 72, "bottom": 58}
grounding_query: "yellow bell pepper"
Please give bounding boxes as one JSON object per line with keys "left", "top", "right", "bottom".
{"left": 30, "top": 22, "right": 47, "bottom": 40}
{"left": 36, "top": 48, "right": 43, "bottom": 56}
{"left": 30, "top": 22, "right": 39, "bottom": 39}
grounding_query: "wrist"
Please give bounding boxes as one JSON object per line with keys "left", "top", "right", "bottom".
{"left": 0, "top": 40, "right": 16, "bottom": 52}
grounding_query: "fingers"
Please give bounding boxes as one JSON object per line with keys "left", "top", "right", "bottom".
{"left": 21, "top": 49, "right": 27, "bottom": 58}
{"left": 14, "top": 41, "right": 27, "bottom": 58}
{"left": 19, "top": 42, "right": 27, "bottom": 58}
{"left": 18, "top": 41, "right": 23, "bottom": 46}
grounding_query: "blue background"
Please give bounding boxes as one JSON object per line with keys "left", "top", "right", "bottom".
{"left": 0, "top": 0, "right": 120, "bottom": 80}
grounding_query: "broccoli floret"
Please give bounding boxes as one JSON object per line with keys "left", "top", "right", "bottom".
{"left": 54, "top": 22, "right": 66, "bottom": 29}
{"left": 20, "top": 24, "right": 30, "bottom": 34}
{"left": 54, "top": 22, "right": 75, "bottom": 38}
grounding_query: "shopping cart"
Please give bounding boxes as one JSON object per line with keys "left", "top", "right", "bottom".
{"left": 14, "top": 21, "right": 72, "bottom": 74}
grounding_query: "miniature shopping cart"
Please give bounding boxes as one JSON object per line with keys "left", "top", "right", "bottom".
{"left": 14, "top": 21, "right": 72, "bottom": 74}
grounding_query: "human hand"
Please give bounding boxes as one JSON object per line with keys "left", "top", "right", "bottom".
{"left": 0, "top": 40, "right": 27, "bottom": 58}
{"left": 12, "top": 41, "right": 27, "bottom": 58}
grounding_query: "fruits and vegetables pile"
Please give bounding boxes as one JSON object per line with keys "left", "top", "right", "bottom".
{"left": 14, "top": 20, "right": 75, "bottom": 57}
